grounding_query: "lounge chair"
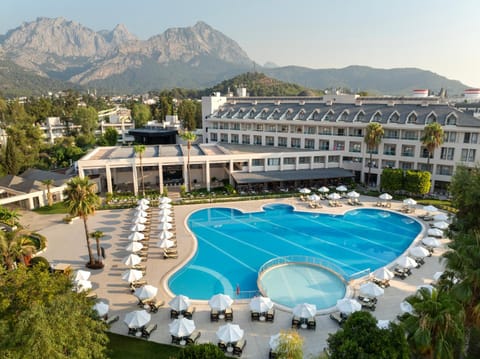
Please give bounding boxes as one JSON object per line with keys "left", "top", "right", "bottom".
{"left": 358, "top": 295, "right": 378, "bottom": 304}
{"left": 170, "top": 309, "right": 179, "bottom": 319}
{"left": 149, "top": 299, "right": 165, "bottom": 313}
{"left": 372, "top": 278, "right": 390, "bottom": 288}
{"left": 414, "top": 257, "right": 425, "bottom": 266}
{"left": 307, "top": 317, "right": 316, "bottom": 330}
{"left": 184, "top": 306, "right": 196, "bottom": 319}
{"left": 186, "top": 330, "right": 201, "bottom": 345}
{"left": 85, "top": 291, "right": 98, "bottom": 299}
{"left": 128, "top": 327, "right": 140, "bottom": 336}
{"left": 360, "top": 300, "right": 376, "bottom": 311}
{"left": 329, "top": 311, "right": 346, "bottom": 326}
{"left": 218, "top": 341, "right": 227, "bottom": 352}
{"left": 224, "top": 308, "right": 233, "bottom": 321}
{"left": 250, "top": 311, "right": 260, "bottom": 321}
{"left": 171, "top": 335, "right": 181, "bottom": 345}
{"left": 105, "top": 315, "right": 119, "bottom": 327}
{"left": 210, "top": 310, "right": 219, "bottom": 322}
{"left": 266, "top": 308, "right": 275, "bottom": 322}
{"left": 393, "top": 267, "right": 409, "bottom": 279}
{"left": 141, "top": 323, "right": 157, "bottom": 339}
{"left": 233, "top": 339, "right": 246, "bottom": 357}
{"left": 291, "top": 316, "right": 300, "bottom": 329}
{"left": 163, "top": 252, "right": 178, "bottom": 259}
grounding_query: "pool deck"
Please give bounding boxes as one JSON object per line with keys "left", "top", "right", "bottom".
{"left": 28, "top": 195, "right": 448, "bottom": 358}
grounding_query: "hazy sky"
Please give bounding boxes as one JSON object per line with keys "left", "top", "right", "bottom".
{"left": 1, "top": 0, "right": 479, "bottom": 87}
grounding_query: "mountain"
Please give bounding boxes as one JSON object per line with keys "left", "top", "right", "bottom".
{"left": 0, "top": 17, "right": 470, "bottom": 95}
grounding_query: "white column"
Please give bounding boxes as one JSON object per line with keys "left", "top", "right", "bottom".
{"left": 132, "top": 163, "right": 138, "bottom": 196}
{"left": 183, "top": 161, "right": 189, "bottom": 191}
{"left": 229, "top": 160, "right": 234, "bottom": 186}
{"left": 105, "top": 165, "right": 113, "bottom": 194}
{"left": 206, "top": 162, "right": 211, "bottom": 191}
{"left": 158, "top": 164, "right": 163, "bottom": 194}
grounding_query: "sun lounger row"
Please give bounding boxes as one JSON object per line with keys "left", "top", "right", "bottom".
{"left": 376, "top": 201, "right": 391, "bottom": 208}
{"left": 393, "top": 267, "right": 412, "bottom": 279}
{"left": 372, "top": 278, "right": 390, "bottom": 288}
{"left": 250, "top": 309, "right": 275, "bottom": 322}
{"left": 291, "top": 316, "right": 316, "bottom": 330}
{"left": 218, "top": 339, "right": 247, "bottom": 356}
{"left": 329, "top": 311, "right": 348, "bottom": 326}
{"left": 128, "top": 323, "right": 157, "bottom": 339}
{"left": 171, "top": 330, "right": 201, "bottom": 345}
{"left": 170, "top": 306, "right": 196, "bottom": 319}
{"left": 347, "top": 198, "right": 363, "bottom": 206}
{"left": 328, "top": 200, "right": 343, "bottom": 207}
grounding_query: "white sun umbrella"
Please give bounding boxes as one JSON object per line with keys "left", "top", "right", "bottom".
{"left": 336, "top": 185, "right": 348, "bottom": 192}
{"left": 422, "top": 236, "right": 441, "bottom": 247}
{"left": 417, "top": 284, "right": 435, "bottom": 294}
{"left": 159, "top": 215, "right": 174, "bottom": 223}
{"left": 403, "top": 198, "right": 417, "bottom": 206}
{"left": 336, "top": 298, "right": 362, "bottom": 314}
{"left": 137, "top": 198, "right": 150, "bottom": 205}
{"left": 293, "top": 303, "right": 317, "bottom": 318}
{"left": 428, "top": 228, "right": 444, "bottom": 237}
{"left": 93, "top": 301, "right": 109, "bottom": 317}
{"left": 433, "top": 221, "right": 449, "bottom": 230}
{"left": 400, "top": 301, "right": 414, "bottom": 314}
{"left": 159, "top": 230, "right": 174, "bottom": 240}
{"left": 433, "top": 271, "right": 444, "bottom": 281}
{"left": 158, "top": 222, "right": 173, "bottom": 231}
{"left": 250, "top": 296, "right": 274, "bottom": 313}
{"left": 121, "top": 269, "right": 143, "bottom": 283}
{"left": 159, "top": 203, "right": 172, "bottom": 210}
{"left": 347, "top": 191, "right": 360, "bottom": 198}
{"left": 318, "top": 186, "right": 330, "bottom": 193}
{"left": 76, "top": 279, "right": 92, "bottom": 292}
{"left": 216, "top": 323, "right": 244, "bottom": 343}
{"left": 74, "top": 269, "right": 91, "bottom": 282}
{"left": 169, "top": 317, "right": 196, "bottom": 337}
{"left": 123, "top": 253, "right": 142, "bottom": 266}
{"left": 409, "top": 246, "right": 430, "bottom": 258}
{"left": 269, "top": 333, "right": 281, "bottom": 351}
{"left": 373, "top": 267, "right": 394, "bottom": 280}
{"left": 125, "top": 241, "right": 144, "bottom": 253}
{"left": 423, "top": 205, "right": 438, "bottom": 213}
{"left": 208, "top": 293, "right": 234, "bottom": 311}
{"left": 157, "top": 238, "right": 175, "bottom": 249}
{"left": 134, "top": 285, "right": 158, "bottom": 301}
{"left": 159, "top": 197, "right": 172, "bottom": 204}
{"left": 128, "top": 231, "right": 145, "bottom": 241}
{"left": 132, "top": 216, "right": 148, "bottom": 224}
{"left": 379, "top": 193, "right": 392, "bottom": 200}
{"left": 327, "top": 192, "right": 341, "bottom": 200}
{"left": 396, "top": 255, "right": 418, "bottom": 269}
{"left": 136, "top": 203, "right": 149, "bottom": 211}
{"left": 124, "top": 309, "right": 151, "bottom": 329}
{"left": 433, "top": 213, "right": 449, "bottom": 221}
{"left": 299, "top": 188, "right": 311, "bottom": 194}
{"left": 169, "top": 295, "right": 191, "bottom": 312}
{"left": 359, "top": 282, "right": 385, "bottom": 298}
{"left": 134, "top": 209, "right": 148, "bottom": 218}
{"left": 130, "top": 223, "right": 146, "bottom": 232}
{"left": 159, "top": 208, "right": 173, "bottom": 216}
{"left": 377, "top": 320, "right": 390, "bottom": 329}
{"left": 308, "top": 193, "right": 321, "bottom": 202}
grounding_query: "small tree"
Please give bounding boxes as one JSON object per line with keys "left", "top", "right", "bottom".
{"left": 41, "top": 178, "right": 55, "bottom": 206}
{"left": 364, "top": 122, "right": 384, "bottom": 186}
{"left": 421, "top": 122, "right": 444, "bottom": 171}
{"left": 276, "top": 330, "right": 303, "bottom": 359}
{"left": 103, "top": 127, "right": 119, "bottom": 146}
{"left": 180, "top": 130, "right": 197, "bottom": 192}
{"left": 134, "top": 144, "right": 146, "bottom": 197}
{"left": 178, "top": 343, "right": 225, "bottom": 359}
{"left": 90, "top": 230, "right": 104, "bottom": 263}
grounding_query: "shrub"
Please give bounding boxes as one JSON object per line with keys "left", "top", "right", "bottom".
{"left": 178, "top": 343, "right": 225, "bottom": 359}
{"left": 29, "top": 256, "right": 50, "bottom": 270}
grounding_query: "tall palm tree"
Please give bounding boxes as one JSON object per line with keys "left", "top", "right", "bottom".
{"left": 41, "top": 178, "right": 55, "bottom": 206}
{"left": 89, "top": 230, "right": 104, "bottom": 262}
{"left": 363, "top": 122, "right": 384, "bottom": 186}
{"left": 400, "top": 287, "right": 465, "bottom": 359}
{"left": 0, "top": 229, "right": 36, "bottom": 270}
{"left": 63, "top": 177, "right": 100, "bottom": 267}
{"left": 421, "top": 122, "right": 444, "bottom": 171}
{"left": 180, "top": 130, "right": 197, "bottom": 192}
{"left": 133, "top": 144, "right": 146, "bottom": 197}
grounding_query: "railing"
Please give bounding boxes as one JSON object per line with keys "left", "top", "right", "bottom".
{"left": 258, "top": 255, "right": 351, "bottom": 282}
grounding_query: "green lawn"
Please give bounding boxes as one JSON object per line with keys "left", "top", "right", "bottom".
{"left": 33, "top": 202, "right": 68, "bottom": 214}
{"left": 107, "top": 333, "right": 181, "bottom": 359}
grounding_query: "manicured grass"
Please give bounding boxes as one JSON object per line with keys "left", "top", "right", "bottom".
{"left": 107, "top": 333, "right": 181, "bottom": 359}
{"left": 33, "top": 202, "right": 68, "bottom": 214}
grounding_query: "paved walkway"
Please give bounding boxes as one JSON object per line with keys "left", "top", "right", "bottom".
{"left": 28, "top": 196, "right": 448, "bottom": 358}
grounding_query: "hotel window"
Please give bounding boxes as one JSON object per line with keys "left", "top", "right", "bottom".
{"left": 381, "top": 160, "right": 396, "bottom": 168}
{"left": 399, "top": 161, "right": 414, "bottom": 170}
{"left": 278, "top": 137, "right": 287, "bottom": 147}
{"left": 333, "top": 140, "right": 345, "bottom": 150}
{"left": 351, "top": 128, "right": 363, "bottom": 137}
{"left": 373, "top": 112, "right": 382, "bottom": 122}
{"left": 402, "top": 130, "right": 418, "bottom": 140}
{"left": 340, "top": 111, "right": 349, "bottom": 121}
{"left": 212, "top": 122, "right": 219, "bottom": 129}
{"left": 401, "top": 145, "right": 415, "bottom": 157}
{"left": 266, "top": 125, "right": 276, "bottom": 132}
{"left": 220, "top": 134, "right": 228, "bottom": 143}
{"left": 384, "top": 130, "right": 399, "bottom": 139}
{"left": 334, "top": 128, "right": 345, "bottom": 136}
{"left": 407, "top": 113, "right": 417, "bottom": 124}
{"left": 319, "top": 140, "right": 329, "bottom": 150}
{"left": 252, "top": 159, "right": 264, "bottom": 166}
{"left": 383, "top": 144, "right": 396, "bottom": 156}
{"left": 349, "top": 142, "right": 361, "bottom": 153}
{"left": 312, "top": 110, "right": 321, "bottom": 121}
{"left": 464, "top": 132, "right": 478, "bottom": 144}
{"left": 446, "top": 114, "right": 457, "bottom": 125}
{"left": 290, "top": 125, "right": 302, "bottom": 134}
{"left": 255, "top": 124, "right": 263, "bottom": 132}
{"left": 426, "top": 113, "right": 437, "bottom": 124}
{"left": 253, "top": 135, "right": 262, "bottom": 145}
{"left": 291, "top": 138, "right": 301, "bottom": 148}
{"left": 440, "top": 147, "right": 454, "bottom": 161}
{"left": 210, "top": 133, "right": 218, "bottom": 142}
{"left": 390, "top": 113, "right": 400, "bottom": 123}
{"left": 231, "top": 134, "right": 239, "bottom": 144}
{"left": 241, "top": 123, "right": 251, "bottom": 131}
{"left": 436, "top": 165, "right": 454, "bottom": 176}
{"left": 461, "top": 149, "right": 476, "bottom": 162}
{"left": 230, "top": 123, "right": 240, "bottom": 130}
{"left": 280, "top": 125, "right": 288, "bottom": 133}
{"left": 305, "top": 139, "right": 315, "bottom": 149}
{"left": 266, "top": 136, "right": 275, "bottom": 146}
{"left": 299, "top": 157, "right": 311, "bottom": 164}
{"left": 219, "top": 123, "right": 227, "bottom": 130}
{"left": 444, "top": 131, "right": 457, "bottom": 143}
{"left": 267, "top": 158, "right": 280, "bottom": 166}
{"left": 319, "top": 127, "right": 332, "bottom": 135}
{"left": 356, "top": 112, "right": 365, "bottom": 122}
{"left": 305, "top": 126, "right": 316, "bottom": 134}
{"left": 241, "top": 134, "right": 250, "bottom": 144}
{"left": 313, "top": 156, "right": 325, "bottom": 163}
{"left": 283, "top": 157, "right": 295, "bottom": 165}
{"left": 328, "top": 155, "right": 340, "bottom": 163}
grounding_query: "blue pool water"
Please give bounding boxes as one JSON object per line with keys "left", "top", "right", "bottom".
{"left": 169, "top": 204, "right": 422, "bottom": 302}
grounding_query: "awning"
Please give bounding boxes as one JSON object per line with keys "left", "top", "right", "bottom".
{"left": 231, "top": 168, "right": 354, "bottom": 185}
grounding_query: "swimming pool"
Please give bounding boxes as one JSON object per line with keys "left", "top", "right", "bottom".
{"left": 169, "top": 204, "right": 422, "bottom": 305}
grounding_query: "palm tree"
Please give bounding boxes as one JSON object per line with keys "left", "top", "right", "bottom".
{"left": 0, "top": 229, "right": 36, "bottom": 270}
{"left": 63, "top": 177, "right": 101, "bottom": 268}
{"left": 41, "top": 178, "right": 55, "bottom": 206}
{"left": 0, "top": 206, "right": 20, "bottom": 228}
{"left": 133, "top": 144, "right": 146, "bottom": 197}
{"left": 180, "top": 130, "right": 197, "bottom": 192}
{"left": 90, "top": 230, "right": 104, "bottom": 263}
{"left": 421, "top": 122, "right": 444, "bottom": 171}
{"left": 400, "top": 287, "right": 465, "bottom": 359}
{"left": 363, "top": 122, "right": 384, "bottom": 186}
